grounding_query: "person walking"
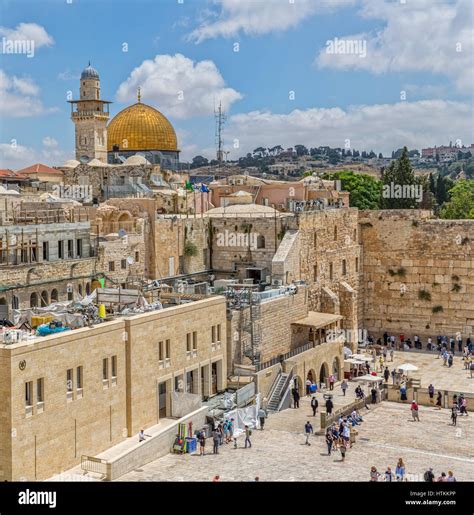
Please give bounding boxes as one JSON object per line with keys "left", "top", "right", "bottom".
{"left": 428, "top": 384, "right": 435, "bottom": 404}
{"left": 244, "top": 425, "right": 252, "bottom": 448}
{"left": 212, "top": 429, "right": 220, "bottom": 454}
{"left": 199, "top": 431, "right": 206, "bottom": 456}
{"left": 436, "top": 391, "right": 443, "bottom": 410}
{"left": 341, "top": 379, "right": 348, "bottom": 396}
{"left": 384, "top": 367, "right": 390, "bottom": 383}
{"left": 304, "top": 421, "right": 313, "bottom": 445}
{"left": 395, "top": 458, "right": 406, "bottom": 481}
{"left": 329, "top": 374, "right": 335, "bottom": 391}
{"left": 448, "top": 353, "right": 454, "bottom": 368}
{"left": 311, "top": 396, "right": 318, "bottom": 417}
{"left": 451, "top": 406, "right": 457, "bottom": 426}
{"left": 340, "top": 441, "right": 347, "bottom": 462}
{"left": 227, "top": 418, "right": 234, "bottom": 443}
{"left": 292, "top": 388, "right": 300, "bottom": 409}
{"left": 411, "top": 400, "right": 420, "bottom": 421}
{"left": 258, "top": 407, "right": 266, "bottom": 430}
{"left": 460, "top": 396, "right": 468, "bottom": 416}
{"left": 325, "top": 429, "right": 334, "bottom": 455}
{"left": 325, "top": 396, "right": 334, "bottom": 415}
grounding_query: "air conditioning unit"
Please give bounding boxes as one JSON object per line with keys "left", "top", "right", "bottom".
{"left": 243, "top": 278, "right": 254, "bottom": 285}
{"left": 272, "top": 279, "right": 283, "bottom": 286}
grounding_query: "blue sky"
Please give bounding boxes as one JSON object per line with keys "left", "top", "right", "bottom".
{"left": 0, "top": 0, "right": 472, "bottom": 169}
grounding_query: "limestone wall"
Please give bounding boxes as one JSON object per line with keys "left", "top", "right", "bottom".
{"left": 359, "top": 210, "right": 474, "bottom": 338}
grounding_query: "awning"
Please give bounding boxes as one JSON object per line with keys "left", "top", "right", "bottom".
{"left": 292, "top": 311, "right": 343, "bottom": 330}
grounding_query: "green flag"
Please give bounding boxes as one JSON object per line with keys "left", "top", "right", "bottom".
{"left": 185, "top": 181, "right": 193, "bottom": 192}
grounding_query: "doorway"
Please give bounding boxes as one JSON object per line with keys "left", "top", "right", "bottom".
{"left": 158, "top": 381, "right": 167, "bottom": 419}
{"left": 211, "top": 363, "right": 218, "bottom": 395}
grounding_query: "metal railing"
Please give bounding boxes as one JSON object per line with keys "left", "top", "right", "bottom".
{"left": 81, "top": 455, "right": 108, "bottom": 477}
{"left": 256, "top": 341, "right": 315, "bottom": 372}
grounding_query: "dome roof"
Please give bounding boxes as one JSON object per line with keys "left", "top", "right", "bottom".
{"left": 81, "top": 64, "right": 99, "bottom": 80}
{"left": 107, "top": 102, "right": 178, "bottom": 152}
{"left": 62, "top": 159, "right": 81, "bottom": 168}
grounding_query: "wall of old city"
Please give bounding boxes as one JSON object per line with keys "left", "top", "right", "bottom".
{"left": 359, "top": 210, "right": 474, "bottom": 339}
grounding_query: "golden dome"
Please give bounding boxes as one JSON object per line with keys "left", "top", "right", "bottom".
{"left": 107, "top": 102, "right": 178, "bottom": 152}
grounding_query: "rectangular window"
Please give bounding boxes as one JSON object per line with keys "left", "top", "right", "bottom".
{"left": 66, "top": 369, "right": 73, "bottom": 392}
{"left": 76, "top": 239, "right": 82, "bottom": 258}
{"left": 102, "top": 358, "right": 109, "bottom": 380}
{"left": 135, "top": 251, "right": 139, "bottom": 262}
{"left": 108, "top": 261, "right": 115, "bottom": 272}
{"left": 67, "top": 239, "right": 74, "bottom": 258}
{"left": 76, "top": 366, "right": 83, "bottom": 389}
{"left": 313, "top": 233, "right": 317, "bottom": 248}
{"left": 186, "top": 333, "right": 191, "bottom": 352}
{"left": 165, "top": 339, "right": 170, "bottom": 359}
{"left": 217, "top": 324, "right": 221, "bottom": 342}
{"left": 192, "top": 331, "right": 197, "bottom": 350}
{"left": 111, "top": 356, "right": 117, "bottom": 378}
{"left": 329, "top": 262, "right": 333, "bottom": 280}
{"left": 313, "top": 264, "right": 318, "bottom": 281}
{"left": 342, "top": 259, "right": 347, "bottom": 276}
{"left": 121, "top": 259, "right": 127, "bottom": 269}
{"left": 42, "top": 241, "right": 49, "bottom": 261}
{"left": 58, "top": 240, "right": 64, "bottom": 259}
{"left": 355, "top": 257, "right": 359, "bottom": 273}
{"left": 37, "top": 378, "right": 44, "bottom": 403}
{"left": 158, "top": 341, "right": 164, "bottom": 361}
{"left": 212, "top": 326, "right": 216, "bottom": 343}
{"left": 25, "top": 381, "right": 33, "bottom": 407}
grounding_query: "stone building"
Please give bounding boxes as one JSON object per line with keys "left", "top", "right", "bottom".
{"left": 0, "top": 296, "right": 227, "bottom": 481}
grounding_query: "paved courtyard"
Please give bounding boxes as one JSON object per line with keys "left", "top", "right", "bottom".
{"left": 378, "top": 349, "right": 473, "bottom": 393}
{"left": 117, "top": 398, "right": 474, "bottom": 482}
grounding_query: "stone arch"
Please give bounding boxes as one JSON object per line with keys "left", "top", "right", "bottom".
{"left": 332, "top": 356, "right": 341, "bottom": 380}
{"left": 30, "top": 292, "right": 39, "bottom": 308}
{"left": 40, "top": 290, "right": 49, "bottom": 307}
{"left": 306, "top": 368, "right": 316, "bottom": 384}
{"left": 293, "top": 375, "right": 303, "bottom": 394}
{"left": 319, "top": 362, "right": 329, "bottom": 387}
{"left": 51, "top": 289, "right": 59, "bottom": 302}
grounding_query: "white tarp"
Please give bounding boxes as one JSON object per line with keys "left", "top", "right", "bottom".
{"left": 171, "top": 391, "right": 202, "bottom": 418}
{"left": 223, "top": 394, "right": 261, "bottom": 435}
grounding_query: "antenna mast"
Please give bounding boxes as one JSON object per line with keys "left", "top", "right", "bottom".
{"left": 214, "top": 101, "right": 226, "bottom": 165}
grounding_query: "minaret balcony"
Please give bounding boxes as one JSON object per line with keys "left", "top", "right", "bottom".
{"left": 71, "top": 110, "right": 110, "bottom": 119}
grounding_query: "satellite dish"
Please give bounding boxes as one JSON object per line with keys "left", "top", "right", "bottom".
{"left": 118, "top": 229, "right": 126, "bottom": 238}
{"left": 127, "top": 256, "right": 135, "bottom": 265}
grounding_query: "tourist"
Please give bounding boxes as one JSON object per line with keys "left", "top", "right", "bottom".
{"left": 331, "top": 423, "right": 339, "bottom": 450}
{"left": 329, "top": 374, "right": 335, "bottom": 391}
{"left": 395, "top": 458, "right": 405, "bottom": 481}
{"left": 212, "top": 429, "right": 220, "bottom": 454}
{"left": 199, "top": 431, "right": 206, "bottom": 455}
{"left": 379, "top": 355, "right": 384, "bottom": 371}
{"left": 436, "top": 391, "right": 443, "bottom": 410}
{"left": 342, "top": 422, "right": 351, "bottom": 448}
{"left": 138, "top": 429, "right": 151, "bottom": 442}
{"left": 304, "top": 420, "right": 313, "bottom": 445}
{"left": 223, "top": 420, "right": 230, "bottom": 443}
{"left": 459, "top": 395, "right": 468, "bottom": 416}
{"left": 457, "top": 334, "right": 463, "bottom": 354}
{"left": 391, "top": 369, "right": 396, "bottom": 385}
{"left": 428, "top": 384, "right": 435, "bottom": 404}
{"left": 254, "top": 476, "right": 260, "bottom": 482}
{"left": 217, "top": 422, "right": 224, "bottom": 445}
{"left": 390, "top": 348, "right": 394, "bottom": 362}
{"left": 442, "top": 350, "right": 448, "bottom": 366}
{"left": 400, "top": 384, "right": 407, "bottom": 401}
{"left": 212, "top": 475, "right": 220, "bottom": 482}
{"left": 424, "top": 468, "right": 435, "bottom": 482}
{"left": 447, "top": 471, "right": 456, "bottom": 482}
{"left": 384, "top": 367, "right": 390, "bottom": 383}
{"left": 311, "top": 396, "right": 318, "bottom": 416}
{"left": 292, "top": 388, "right": 300, "bottom": 409}
{"left": 244, "top": 425, "right": 252, "bottom": 448}
{"left": 448, "top": 353, "right": 454, "bottom": 368}
{"left": 384, "top": 466, "right": 394, "bottom": 482}
{"left": 427, "top": 337, "right": 433, "bottom": 351}
{"left": 411, "top": 400, "right": 420, "bottom": 421}
{"left": 227, "top": 418, "right": 235, "bottom": 443}
{"left": 309, "top": 381, "right": 317, "bottom": 395}
{"left": 451, "top": 407, "right": 457, "bottom": 426}
{"left": 258, "top": 407, "right": 266, "bottom": 430}
{"left": 325, "top": 396, "right": 334, "bottom": 415}
{"left": 341, "top": 379, "right": 348, "bottom": 396}
{"left": 437, "top": 472, "right": 448, "bottom": 482}
{"left": 325, "top": 429, "right": 334, "bottom": 455}
{"left": 370, "top": 466, "right": 380, "bottom": 482}
{"left": 340, "top": 441, "right": 347, "bottom": 462}
{"left": 305, "top": 378, "right": 311, "bottom": 396}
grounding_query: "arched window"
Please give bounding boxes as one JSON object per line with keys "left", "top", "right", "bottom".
{"left": 30, "top": 292, "right": 38, "bottom": 308}
{"left": 257, "top": 235, "right": 265, "bottom": 249}
{"left": 51, "top": 289, "right": 59, "bottom": 302}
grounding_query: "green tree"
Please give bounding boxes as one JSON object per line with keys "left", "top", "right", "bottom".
{"left": 380, "top": 147, "right": 419, "bottom": 208}
{"left": 323, "top": 171, "right": 382, "bottom": 210}
{"left": 440, "top": 180, "right": 474, "bottom": 219}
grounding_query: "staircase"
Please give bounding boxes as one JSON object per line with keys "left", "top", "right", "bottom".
{"left": 267, "top": 373, "right": 290, "bottom": 412}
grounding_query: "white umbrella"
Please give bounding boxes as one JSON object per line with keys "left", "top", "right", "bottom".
{"left": 397, "top": 363, "right": 418, "bottom": 372}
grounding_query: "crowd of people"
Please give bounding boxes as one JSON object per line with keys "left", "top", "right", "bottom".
{"left": 323, "top": 410, "right": 364, "bottom": 461}
{"left": 369, "top": 460, "right": 457, "bottom": 482}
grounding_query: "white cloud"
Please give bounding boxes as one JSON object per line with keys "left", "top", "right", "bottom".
{"left": 316, "top": 0, "right": 473, "bottom": 93}
{"left": 0, "top": 22, "right": 54, "bottom": 49}
{"left": 0, "top": 70, "right": 56, "bottom": 117}
{"left": 0, "top": 140, "right": 73, "bottom": 170}
{"left": 224, "top": 100, "right": 473, "bottom": 156}
{"left": 188, "top": 0, "right": 355, "bottom": 43}
{"left": 116, "top": 53, "right": 242, "bottom": 119}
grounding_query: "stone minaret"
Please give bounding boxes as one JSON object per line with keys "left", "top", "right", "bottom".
{"left": 69, "top": 63, "right": 111, "bottom": 163}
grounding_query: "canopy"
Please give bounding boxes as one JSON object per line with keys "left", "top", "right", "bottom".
{"left": 352, "top": 353, "right": 372, "bottom": 361}
{"left": 345, "top": 358, "right": 366, "bottom": 364}
{"left": 397, "top": 363, "right": 419, "bottom": 372}
{"left": 354, "top": 374, "right": 383, "bottom": 383}
{"left": 292, "top": 312, "right": 343, "bottom": 330}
